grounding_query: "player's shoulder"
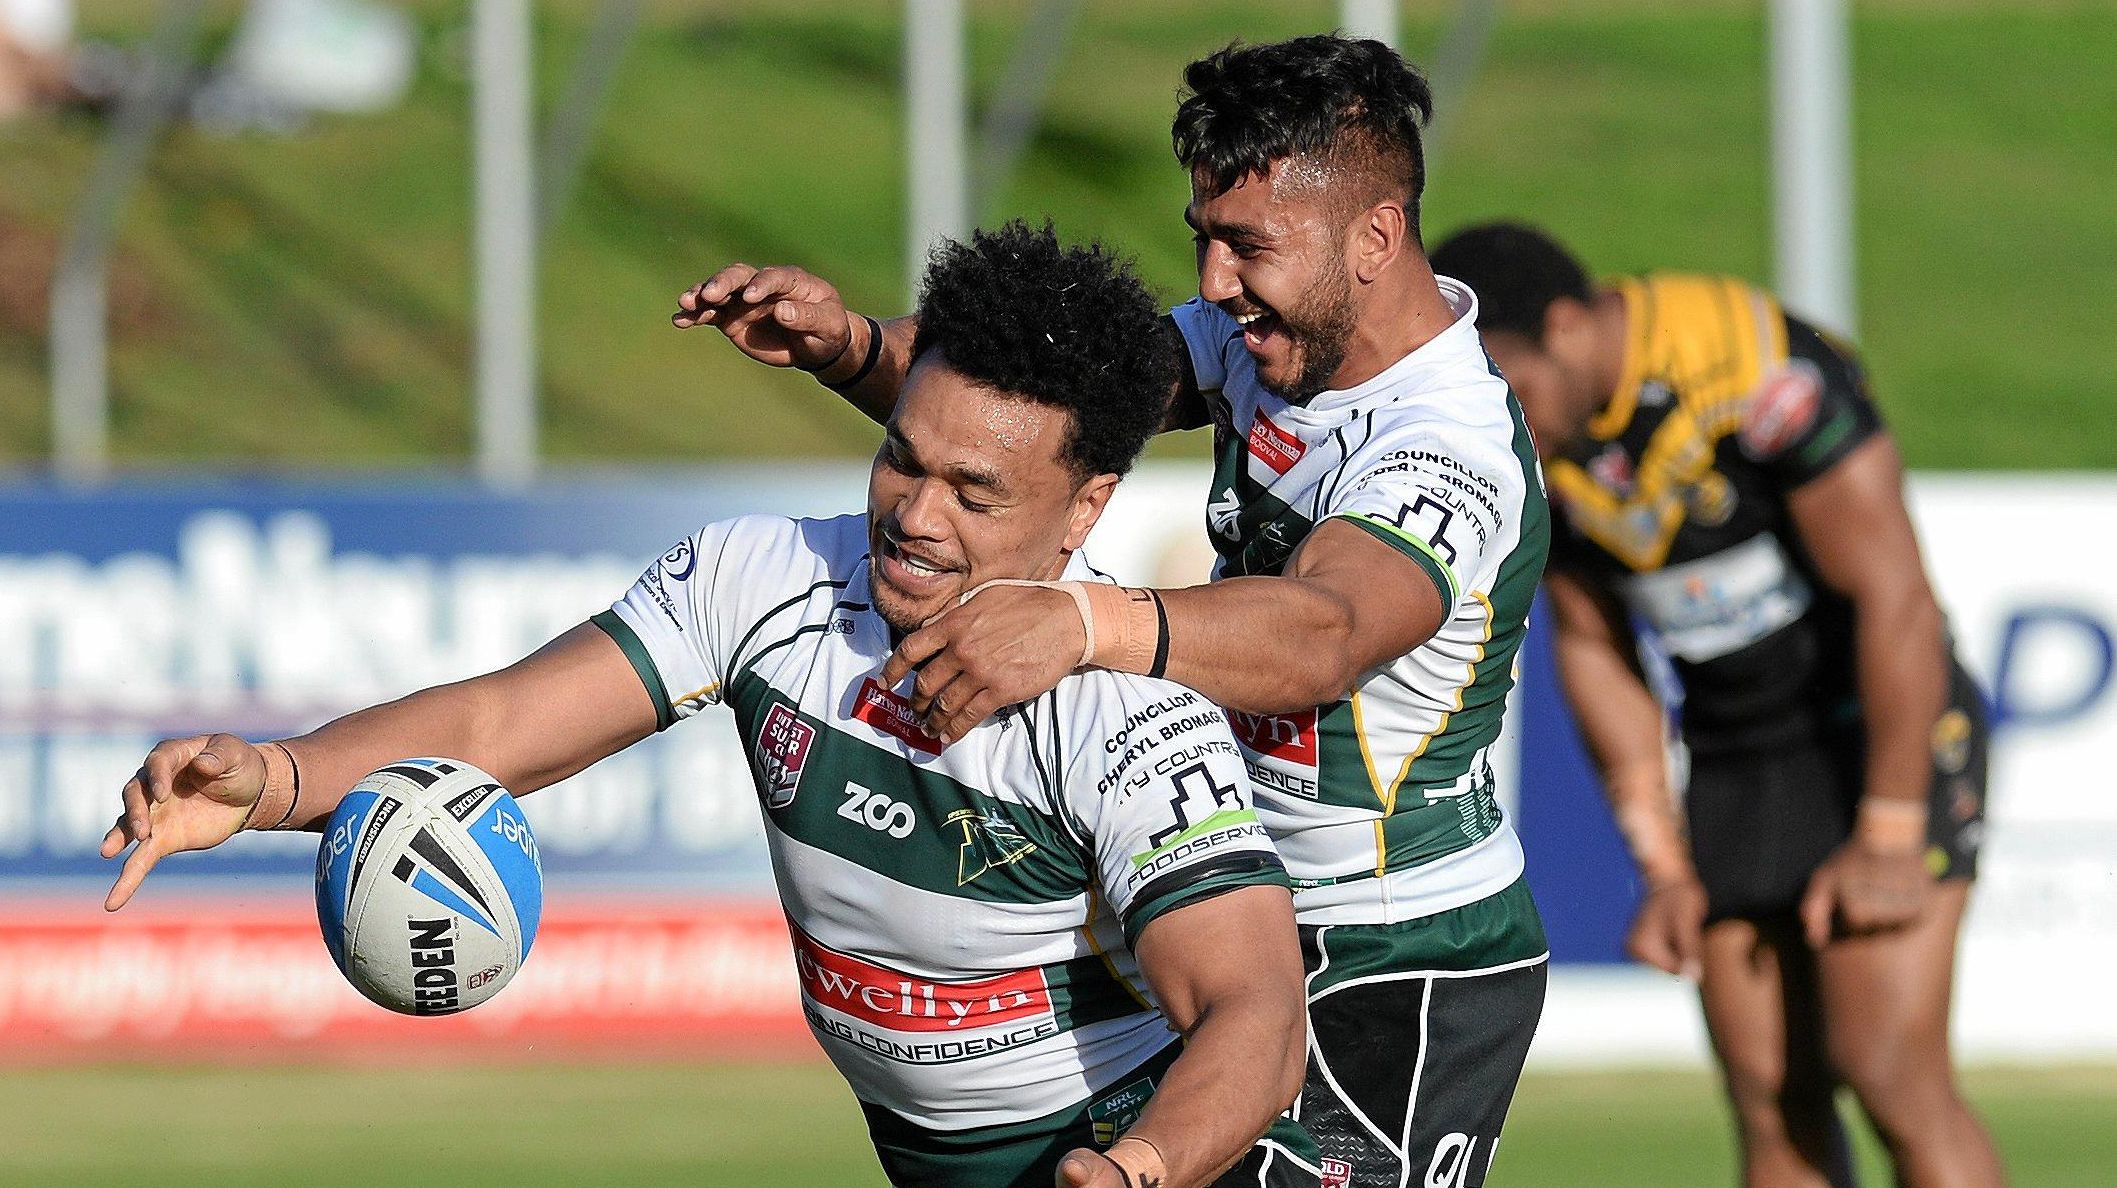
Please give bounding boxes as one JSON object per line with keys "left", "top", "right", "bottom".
{"left": 691, "top": 511, "right": 868, "bottom": 587}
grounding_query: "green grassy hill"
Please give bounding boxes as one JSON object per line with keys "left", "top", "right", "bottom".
{"left": 2, "top": 0, "right": 2110, "bottom": 469}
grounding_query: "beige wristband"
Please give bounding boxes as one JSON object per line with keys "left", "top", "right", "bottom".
{"left": 1104, "top": 1135, "right": 1168, "bottom": 1187}
{"left": 1855, "top": 796, "right": 1929, "bottom": 855}
{"left": 1614, "top": 801, "right": 1692, "bottom": 888}
{"left": 243, "top": 741, "right": 302, "bottom": 832}
{"left": 958, "top": 578, "right": 1166, "bottom": 675}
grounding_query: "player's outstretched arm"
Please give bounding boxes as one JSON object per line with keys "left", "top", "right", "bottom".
{"left": 1546, "top": 568, "right": 1706, "bottom": 980}
{"left": 1789, "top": 434, "right": 1948, "bottom": 946}
{"left": 100, "top": 623, "right": 656, "bottom": 911}
{"left": 1053, "top": 885, "right": 1306, "bottom": 1188}
{"left": 889, "top": 518, "right": 1445, "bottom": 743}
{"left": 671, "top": 263, "right": 916, "bottom": 426}
{"left": 673, "top": 266, "right": 1202, "bottom": 433}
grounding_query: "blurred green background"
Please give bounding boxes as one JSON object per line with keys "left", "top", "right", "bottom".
{"left": 2, "top": 0, "right": 2111, "bottom": 470}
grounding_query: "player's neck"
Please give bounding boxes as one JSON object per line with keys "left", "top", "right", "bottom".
{"left": 1332, "top": 264, "right": 1457, "bottom": 391}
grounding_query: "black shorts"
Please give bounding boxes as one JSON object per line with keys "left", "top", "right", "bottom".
{"left": 1291, "top": 879, "right": 1549, "bottom": 1188}
{"left": 1685, "top": 661, "right": 1989, "bottom": 923}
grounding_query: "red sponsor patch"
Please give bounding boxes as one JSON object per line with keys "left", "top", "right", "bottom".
{"left": 758, "top": 701, "right": 816, "bottom": 806}
{"left": 1228, "top": 707, "right": 1318, "bottom": 766}
{"left": 1320, "top": 1158, "right": 1353, "bottom": 1188}
{"left": 790, "top": 924, "right": 1051, "bottom": 1032}
{"left": 852, "top": 678, "right": 944, "bottom": 754}
{"left": 1741, "top": 360, "right": 1823, "bottom": 459}
{"left": 1246, "top": 410, "right": 1306, "bottom": 475}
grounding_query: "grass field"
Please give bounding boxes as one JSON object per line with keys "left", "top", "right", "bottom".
{"left": 1, "top": 1, "right": 2112, "bottom": 469}
{"left": 3, "top": 1061, "right": 2113, "bottom": 1186}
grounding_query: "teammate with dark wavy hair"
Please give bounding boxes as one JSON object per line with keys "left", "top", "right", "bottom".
{"left": 1173, "top": 34, "right": 1433, "bottom": 228}
{"left": 678, "top": 33, "right": 1551, "bottom": 1188}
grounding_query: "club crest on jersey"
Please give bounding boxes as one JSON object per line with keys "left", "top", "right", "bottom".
{"left": 1587, "top": 444, "right": 1634, "bottom": 496}
{"left": 1741, "top": 359, "right": 1823, "bottom": 459}
{"left": 1320, "top": 1158, "right": 1353, "bottom": 1188}
{"left": 852, "top": 678, "right": 944, "bottom": 754}
{"left": 758, "top": 700, "right": 815, "bottom": 808}
{"left": 947, "top": 808, "right": 1038, "bottom": 886}
{"left": 1246, "top": 410, "right": 1306, "bottom": 476}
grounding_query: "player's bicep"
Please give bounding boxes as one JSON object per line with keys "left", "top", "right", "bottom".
{"left": 1786, "top": 434, "right": 1933, "bottom": 606}
{"left": 1283, "top": 517, "right": 1447, "bottom": 675}
{"left": 476, "top": 623, "right": 660, "bottom": 791}
{"left": 1133, "top": 883, "right": 1300, "bottom": 1034}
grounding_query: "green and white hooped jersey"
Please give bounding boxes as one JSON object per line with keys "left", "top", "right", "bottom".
{"left": 594, "top": 513, "right": 1286, "bottom": 1136}
{"left": 1170, "top": 277, "right": 1550, "bottom": 927}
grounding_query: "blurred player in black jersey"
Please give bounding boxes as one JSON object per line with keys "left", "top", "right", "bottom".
{"left": 1432, "top": 223, "right": 2006, "bottom": 1188}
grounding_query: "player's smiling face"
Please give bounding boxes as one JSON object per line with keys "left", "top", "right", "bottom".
{"left": 866, "top": 355, "right": 1117, "bottom": 633}
{"left": 1188, "top": 158, "right": 1359, "bottom": 402}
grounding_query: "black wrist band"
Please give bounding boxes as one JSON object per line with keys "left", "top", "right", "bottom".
{"left": 824, "top": 316, "right": 884, "bottom": 392}
{"left": 1145, "top": 590, "right": 1171, "bottom": 680}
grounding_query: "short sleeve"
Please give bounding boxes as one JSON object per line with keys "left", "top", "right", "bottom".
{"left": 592, "top": 522, "right": 741, "bottom": 731}
{"left": 1324, "top": 418, "right": 1525, "bottom": 612}
{"left": 1740, "top": 316, "right": 1885, "bottom": 487}
{"left": 1062, "top": 678, "right": 1287, "bottom": 946}
{"left": 1167, "top": 297, "right": 1239, "bottom": 396}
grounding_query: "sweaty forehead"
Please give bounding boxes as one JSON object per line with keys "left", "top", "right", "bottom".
{"left": 896, "top": 362, "right": 1072, "bottom": 487}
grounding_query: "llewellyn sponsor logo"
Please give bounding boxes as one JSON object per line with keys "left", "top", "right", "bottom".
{"left": 1246, "top": 410, "right": 1306, "bottom": 476}
{"left": 1228, "top": 707, "right": 1317, "bottom": 766}
{"left": 789, "top": 924, "right": 1050, "bottom": 1034}
{"left": 758, "top": 701, "right": 816, "bottom": 808}
{"left": 851, "top": 678, "right": 943, "bottom": 754}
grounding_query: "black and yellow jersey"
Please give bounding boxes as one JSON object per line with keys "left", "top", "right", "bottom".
{"left": 1545, "top": 274, "right": 1885, "bottom": 753}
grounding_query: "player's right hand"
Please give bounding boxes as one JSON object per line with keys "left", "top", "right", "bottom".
{"left": 672, "top": 263, "right": 853, "bottom": 372}
{"left": 100, "top": 733, "right": 266, "bottom": 912}
{"left": 1627, "top": 874, "right": 1707, "bottom": 981}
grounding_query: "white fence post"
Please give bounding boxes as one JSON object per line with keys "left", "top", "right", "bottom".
{"left": 1769, "top": 0, "right": 1857, "bottom": 338}
{"left": 473, "top": 0, "right": 538, "bottom": 486}
{"left": 905, "top": 0, "right": 968, "bottom": 304}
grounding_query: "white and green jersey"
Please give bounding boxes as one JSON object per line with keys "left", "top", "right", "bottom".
{"left": 1170, "top": 277, "right": 1549, "bottom": 927}
{"left": 593, "top": 513, "right": 1286, "bottom": 1137}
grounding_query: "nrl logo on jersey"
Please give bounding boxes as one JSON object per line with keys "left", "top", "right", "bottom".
{"left": 947, "top": 808, "right": 1038, "bottom": 886}
{"left": 758, "top": 700, "right": 815, "bottom": 808}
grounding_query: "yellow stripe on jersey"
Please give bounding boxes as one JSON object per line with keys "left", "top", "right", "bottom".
{"left": 1549, "top": 274, "right": 1790, "bottom": 571}
{"left": 1368, "top": 592, "right": 1494, "bottom": 876}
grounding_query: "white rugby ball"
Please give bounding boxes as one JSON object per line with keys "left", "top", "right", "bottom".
{"left": 315, "top": 758, "right": 543, "bottom": 1016}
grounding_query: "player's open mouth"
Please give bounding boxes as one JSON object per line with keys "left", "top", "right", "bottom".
{"left": 1232, "top": 307, "right": 1281, "bottom": 354}
{"left": 877, "top": 534, "right": 960, "bottom": 595}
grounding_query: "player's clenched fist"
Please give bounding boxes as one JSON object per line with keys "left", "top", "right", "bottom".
{"left": 672, "top": 262, "right": 856, "bottom": 373}
{"left": 100, "top": 733, "right": 269, "bottom": 912}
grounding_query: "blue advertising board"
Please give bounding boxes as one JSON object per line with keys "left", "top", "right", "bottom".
{"left": 1, "top": 470, "right": 1650, "bottom": 962}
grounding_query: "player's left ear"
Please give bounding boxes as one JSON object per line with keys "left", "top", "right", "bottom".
{"left": 1348, "top": 200, "right": 1407, "bottom": 283}
{"left": 1062, "top": 472, "right": 1121, "bottom": 552}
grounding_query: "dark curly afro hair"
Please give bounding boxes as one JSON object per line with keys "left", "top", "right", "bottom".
{"left": 1173, "top": 34, "right": 1434, "bottom": 231}
{"left": 912, "top": 220, "right": 1174, "bottom": 479}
